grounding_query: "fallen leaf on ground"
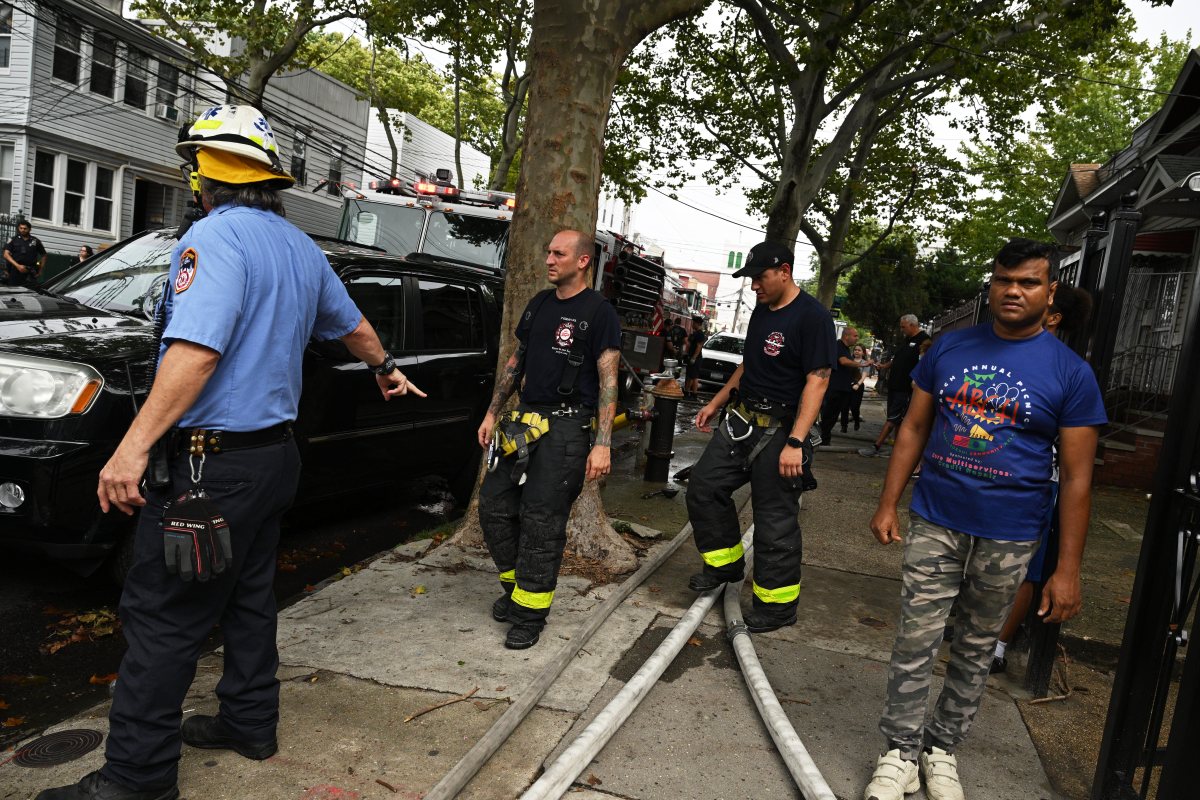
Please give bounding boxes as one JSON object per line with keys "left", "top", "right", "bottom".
{"left": 1118, "top": 596, "right": 1131, "bottom": 604}
{"left": 494, "top": 685, "right": 506, "bottom": 691}
{"left": 303, "top": 584, "right": 317, "bottom": 592}
{"left": 88, "top": 673, "right": 119, "bottom": 685}
{"left": 687, "top": 636, "right": 702, "bottom": 647}
{"left": 411, "top": 585, "right": 427, "bottom": 595}
{"left": 858, "top": 616, "right": 889, "bottom": 629}
{"left": 2, "top": 717, "right": 25, "bottom": 727}
{"left": 648, "top": 586, "right": 661, "bottom": 593}
{"left": 0, "top": 699, "right": 8, "bottom": 709}
{"left": 586, "top": 773, "right": 602, "bottom": 786}
{"left": 277, "top": 563, "right": 298, "bottom": 572}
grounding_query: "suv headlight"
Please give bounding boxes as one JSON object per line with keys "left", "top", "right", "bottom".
{"left": 0, "top": 354, "right": 104, "bottom": 418}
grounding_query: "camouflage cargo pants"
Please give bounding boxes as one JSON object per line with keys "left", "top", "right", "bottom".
{"left": 879, "top": 513, "right": 1038, "bottom": 760}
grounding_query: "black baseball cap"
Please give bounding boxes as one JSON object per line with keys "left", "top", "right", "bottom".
{"left": 733, "top": 241, "right": 794, "bottom": 278}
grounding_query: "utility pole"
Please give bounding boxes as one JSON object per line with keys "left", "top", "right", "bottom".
{"left": 731, "top": 277, "right": 749, "bottom": 332}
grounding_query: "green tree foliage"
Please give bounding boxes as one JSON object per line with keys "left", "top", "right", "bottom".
{"left": 945, "top": 31, "right": 1191, "bottom": 266}
{"left": 843, "top": 232, "right": 927, "bottom": 350}
{"left": 132, "top": 0, "right": 412, "bottom": 107}
{"left": 919, "top": 247, "right": 986, "bottom": 322}
{"left": 613, "top": 0, "right": 1136, "bottom": 307}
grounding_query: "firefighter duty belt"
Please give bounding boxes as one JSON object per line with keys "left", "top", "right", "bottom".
{"left": 490, "top": 410, "right": 552, "bottom": 486}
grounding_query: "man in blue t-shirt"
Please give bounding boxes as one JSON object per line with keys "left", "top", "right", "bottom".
{"left": 862, "top": 238, "right": 1106, "bottom": 800}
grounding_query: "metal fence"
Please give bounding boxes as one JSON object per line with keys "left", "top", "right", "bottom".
{"left": 0, "top": 211, "right": 22, "bottom": 245}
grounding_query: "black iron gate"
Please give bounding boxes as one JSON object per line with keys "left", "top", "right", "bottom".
{"left": 1092, "top": 217, "right": 1200, "bottom": 797}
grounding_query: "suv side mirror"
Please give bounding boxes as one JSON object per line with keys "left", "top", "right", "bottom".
{"left": 307, "top": 338, "right": 356, "bottom": 363}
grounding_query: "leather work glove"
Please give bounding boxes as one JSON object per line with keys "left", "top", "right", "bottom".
{"left": 161, "top": 489, "right": 232, "bottom": 581}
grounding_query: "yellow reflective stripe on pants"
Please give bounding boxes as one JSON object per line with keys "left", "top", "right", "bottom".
{"left": 701, "top": 542, "right": 745, "bottom": 569}
{"left": 753, "top": 581, "right": 800, "bottom": 604}
{"left": 499, "top": 569, "right": 516, "bottom": 584}
{"left": 511, "top": 585, "right": 554, "bottom": 609}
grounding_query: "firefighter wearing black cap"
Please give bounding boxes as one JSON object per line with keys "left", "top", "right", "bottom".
{"left": 36, "top": 105, "right": 424, "bottom": 800}
{"left": 686, "top": 240, "right": 835, "bottom": 632}
{"left": 477, "top": 228, "right": 621, "bottom": 650}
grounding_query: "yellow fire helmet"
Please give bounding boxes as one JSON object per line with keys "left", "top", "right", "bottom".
{"left": 176, "top": 105, "right": 294, "bottom": 189}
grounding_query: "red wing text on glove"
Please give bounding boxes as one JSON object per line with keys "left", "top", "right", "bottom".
{"left": 161, "top": 488, "right": 232, "bottom": 581}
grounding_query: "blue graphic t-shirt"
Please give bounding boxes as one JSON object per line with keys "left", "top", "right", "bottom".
{"left": 909, "top": 324, "right": 1107, "bottom": 541}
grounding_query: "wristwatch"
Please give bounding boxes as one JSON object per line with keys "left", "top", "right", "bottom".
{"left": 785, "top": 436, "right": 804, "bottom": 448}
{"left": 370, "top": 353, "right": 397, "bottom": 376}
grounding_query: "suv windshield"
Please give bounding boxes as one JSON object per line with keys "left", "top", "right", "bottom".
{"left": 705, "top": 335, "right": 744, "bottom": 355}
{"left": 343, "top": 199, "right": 425, "bottom": 255}
{"left": 48, "top": 230, "right": 175, "bottom": 318}
{"left": 420, "top": 211, "right": 508, "bottom": 271}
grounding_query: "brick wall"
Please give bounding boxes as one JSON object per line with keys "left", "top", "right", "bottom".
{"left": 1094, "top": 434, "right": 1163, "bottom": 490}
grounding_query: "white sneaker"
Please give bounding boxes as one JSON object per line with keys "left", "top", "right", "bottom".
{"left": 920, "top": 747, "right": 965, "bottom": 800}
{"left": 864, "top": 749, "right": 919, "bottom": 800}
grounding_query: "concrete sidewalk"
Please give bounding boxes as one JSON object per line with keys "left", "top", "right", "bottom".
{"left": 4, "top": 397, "right": 1144, "bottom": 800}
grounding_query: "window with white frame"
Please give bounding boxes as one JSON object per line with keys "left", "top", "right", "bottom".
{"left": 90, "top": 32, "right": 116, "bottom": 97}
{"left": 1, "top": 4, "right": 13, "bottom": 71}
{"left": 0, "top": 144, "right": 12, "bottom": 212}
{"left": 124, "top": 48, "right": 149, "bottom": 109}
{"left": 93, "top": 166, "right": 113, "bottom": 231}
{"left": 63, "top": 158, "right": 86, "bottom": 226}
{"left": 327, "top": 143, "right": 343, "bottom": 196}
{"left": 290, "top": 128, "right": 308, "bottom": 187}
{"left": 31, "top": 151, "right": 117, "bottom": 231}
{"left": 52, "top": 16, "right": 81, "bottom": 83}
{"left": 32, "top": 151, "right": 55, "bottom": 220}
{"left": 155, "top": 61, "right": 180, "bottom": 122}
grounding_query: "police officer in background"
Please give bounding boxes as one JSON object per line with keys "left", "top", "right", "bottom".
{"left": 37, "top": 106, "right": 424, "bottom": 800}
{"left": 477, "top": 229, "right": 621, "bottom": 650}
{"left": 686, "top": 241, "right": 834, "bottom": 632}
{"left": 3, "top": 220, "right": 47, "bottom": 286}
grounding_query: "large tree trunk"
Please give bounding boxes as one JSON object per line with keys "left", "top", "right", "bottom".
{"left": 448, "top": 0, "right": 709, "bottom": 576}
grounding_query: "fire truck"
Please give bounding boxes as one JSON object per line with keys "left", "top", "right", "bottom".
{"left": 337, "top": 170, "right": 697, "bottom": 394}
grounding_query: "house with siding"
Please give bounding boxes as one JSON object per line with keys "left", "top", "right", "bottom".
{"left": 0, "top": 0, "right": 368, "bottom": 276}
{"left": 1045, "top": 48, "right": 1200, "bottom": 489}
{"left": 359, "top": 110, "right": 491, "bottom": 190}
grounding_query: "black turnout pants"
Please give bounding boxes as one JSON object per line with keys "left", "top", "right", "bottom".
{"left": 819, "top": 389, "right": 852, "bottom": 444}
{"left": 103, "top": 440, "right": 301, "bottom": 790}
{"left": 479, "top": 415, "right": 590, "bottom": 630}
{"left": 686, "top": 424, "right": 805, "bottom": 615}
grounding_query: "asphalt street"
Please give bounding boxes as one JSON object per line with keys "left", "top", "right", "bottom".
{"left": 0, "top": 476, "right": 454, "bottom": 751}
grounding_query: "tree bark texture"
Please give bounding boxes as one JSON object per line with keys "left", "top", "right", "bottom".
{"left": 448, "top": 0, "right": 709, "bottom": 574}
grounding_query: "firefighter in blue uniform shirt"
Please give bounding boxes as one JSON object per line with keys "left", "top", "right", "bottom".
{"left": 37, "top": 106, "right": 425, "bottom": 800}
{"left": 477, "top": 229, "right": 621, "bottom": 650}
{"left": 686, "top": 241, "right": 834, "bottom": 632}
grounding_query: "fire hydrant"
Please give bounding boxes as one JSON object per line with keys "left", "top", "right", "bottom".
{"left": 643, "top": 378, "right": 683, "bottom": 483}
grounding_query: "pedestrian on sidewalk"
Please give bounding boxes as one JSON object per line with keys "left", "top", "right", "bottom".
{"left": 862, "top": 238, "right": 1106, "bottom": 800}
{"left": 683, "top": 318, "right": 707, "bottom": 399}
{"left": 37, "top": 105, "right": 425, "bottom": 800}
{"left": 685, "top": 241, "right": 834, "bottom": 633}
{"left": 859, "top": 314, "right": 929, "bottom": 458}
{"left": 819, "top": 326, "right": 859, "bottom": 445}
{"left": 840, "top": 344, "right": 868, "bottom": 432}
{"left": 477, "top": 229, "right": 621, "bottom": 650}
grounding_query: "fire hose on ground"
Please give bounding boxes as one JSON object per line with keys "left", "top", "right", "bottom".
{"left": 519, "top": 526, "right": 758, "bottom": 800}
{"left": 421, "top": 494, "right": 749, "bottom": 800}
{"left": 724, "top": 552, "right": 838, "bottom": 800}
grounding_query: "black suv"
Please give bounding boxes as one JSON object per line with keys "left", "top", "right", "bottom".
{"left": 0, "top": 229, "right": 502, "bottom": 576}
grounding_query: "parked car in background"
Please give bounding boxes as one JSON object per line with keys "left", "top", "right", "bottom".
{"left": 0, "top": 228, "right": 502, "bottom": 580}
{"left": 696, "top": 332, "right": 746, "bottom": 389}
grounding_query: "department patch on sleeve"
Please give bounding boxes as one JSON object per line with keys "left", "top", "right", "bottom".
{"left": 175, "top": 248, "right": 198, "bottom": 294}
